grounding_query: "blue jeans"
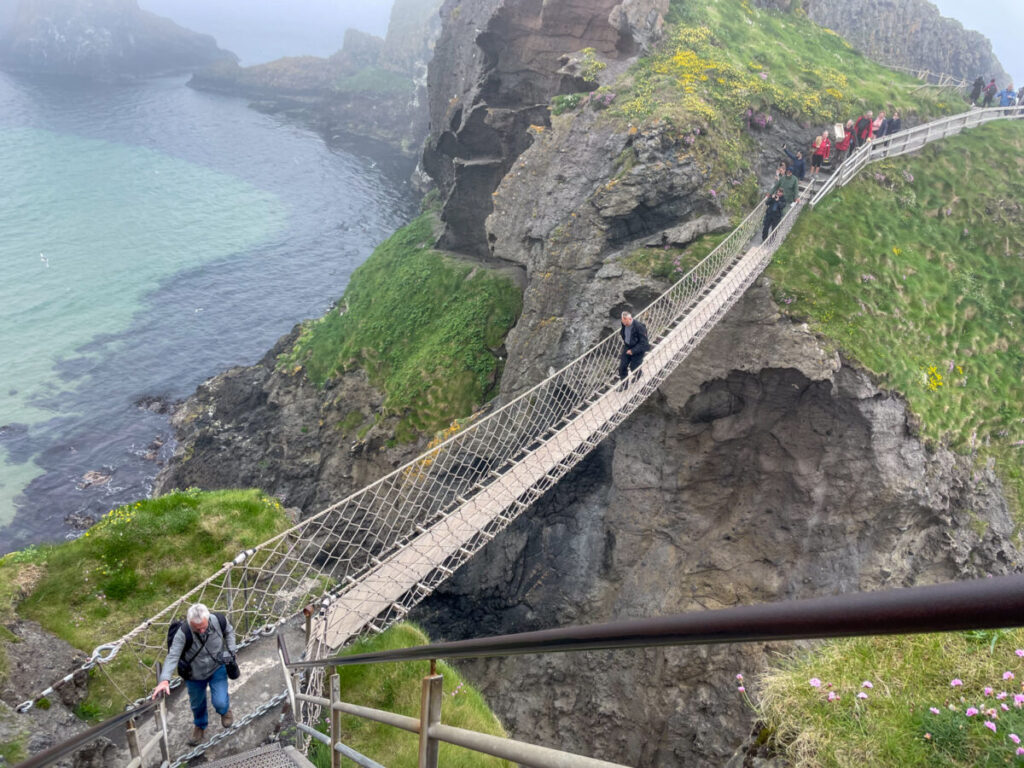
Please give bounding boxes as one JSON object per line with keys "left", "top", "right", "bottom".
{"left": 185, "top": 664, "right": 229, "bottom": 729}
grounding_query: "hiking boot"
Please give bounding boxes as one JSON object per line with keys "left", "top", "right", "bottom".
{"left": 188, "top": 726, "right": 205, "bottom": 746}
{"left": 221, "top": 710, "right": 234, "bottom": 728}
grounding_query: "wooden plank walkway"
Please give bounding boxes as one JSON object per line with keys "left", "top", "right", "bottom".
{"left": 314, "top": 223, "right": 770, "bottom": 650}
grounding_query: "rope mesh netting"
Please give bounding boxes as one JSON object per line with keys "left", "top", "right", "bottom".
{"left": 22, "top": 106, "right": 1024, "bottom": 763}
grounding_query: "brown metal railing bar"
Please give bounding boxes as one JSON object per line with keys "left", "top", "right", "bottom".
{"left": 286, "top": 575, "right": 1024, "bottom": 668}
{"left": 14, "top": 698, "right": 160, "bottom": 768}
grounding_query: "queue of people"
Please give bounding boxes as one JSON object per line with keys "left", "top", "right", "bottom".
{"left": 969, "top": 76, "right": 1020, "bottom": 109}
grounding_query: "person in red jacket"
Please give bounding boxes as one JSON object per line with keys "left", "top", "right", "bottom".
{"left": 810, "top": 129, "right": 831, "bottom": 176}
{"left": 834, "top": 119, "right": 855, "bottom": 164}
{"left": 854, "top": 110, "right": 874, "bottom": 147}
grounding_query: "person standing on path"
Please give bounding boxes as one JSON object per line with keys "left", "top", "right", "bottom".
{"left": 618, "top": 311, "right": 649, "bottom": 385}
{"left": 970, "top": 76, "right": 985, "bottom": 105}
{"left": 834, "top": 120, "right": 855, "bottom": 164}
{"left": 770, "top": 165, "right": 799, "bottom": 207}
{"left": 152, "top": 603, "right": 238, "bottom": 746}
{"left": 782, "top": 145, "right": 806, "bottom": 180}
{"left": 854, "top": 110, "right": 874, "bottom": 147}
{"left": 761, "top": 188, "right": 786, "bottom": 241}
{"left": 982, "top": 78, "right": 997, "bottom": 108}
{"left": 810, "top": 130, "right": 831, "bottom": 176}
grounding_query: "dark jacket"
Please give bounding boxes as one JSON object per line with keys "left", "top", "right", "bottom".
{"left": 160, "top": 615, "right": 237, "bottom": 682}
{"left": 888, "top": 116, "right": 902, "bottom": 134}
{"left": 620, "top": 320, "right": 650, "bottom": 354}
{"left": 771, "top": 174, "right": 800, "bottom": 206}
{"left": 782, "top": 148, "right": 806, "bottom": 179}
{"left": 855, "top": 115, "right": 873, "bottom": 143}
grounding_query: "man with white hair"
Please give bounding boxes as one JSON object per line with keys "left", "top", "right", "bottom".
{"left": 152, "top": 603, "right": 238, "bottom": 745}
{"left": 619, "top": 310, "right": 650, "bottom": 386}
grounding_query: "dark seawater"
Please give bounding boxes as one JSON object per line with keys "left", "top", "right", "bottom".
{"left": 0, "top": 73, "right": 417, "bottom": 553}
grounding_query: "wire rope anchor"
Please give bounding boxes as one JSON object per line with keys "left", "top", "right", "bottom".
{"left": 90, "top": 642, "right": 121, "bottom": 665}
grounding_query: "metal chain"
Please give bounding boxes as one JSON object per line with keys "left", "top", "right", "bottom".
{"left": 168, "top": 691, "right": 289, "bottom": 767}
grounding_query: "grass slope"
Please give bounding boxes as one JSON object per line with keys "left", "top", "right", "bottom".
{"left": 748, "top": 122, "right": 1024, "bottom": 768}
{"left": 571, "top": 0, "right": 967, "bottom": 218}
{"left": 308, "top": 624, "right": 511, "bottom": 768}
{"left": 756, "top": 630, "right": 1024, "bottom": 768}
{"left": 769, "top": 120, "right": 1024, "bottom": 514}
{"left": 0, "top": 489, "right": 290, "bottom": 717}
{"left": 276, "top": 212, "right": 523, "bottom": 442}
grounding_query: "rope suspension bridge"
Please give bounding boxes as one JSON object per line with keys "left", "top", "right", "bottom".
{"left": 15, "top": 103, "right": 1024, "bottom": 768}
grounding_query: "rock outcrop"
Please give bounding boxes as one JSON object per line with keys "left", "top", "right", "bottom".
{"left": 0, "top": 0, "right": 235, "bottom": 78}
{"left": 188, "top": 0, "right": 443, "bottom": 155}
{"left": 800, "top": 0, "right": 1010, "bottom": 86}
{"left": 414, "top": 280, "right": 1020, "bottom": 766}
{"left": 422, "top": 0, "right": 669, "bottom": 257}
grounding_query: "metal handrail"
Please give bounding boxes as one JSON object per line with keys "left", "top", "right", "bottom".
{"left": 811, "top": 106, "right": 1024, "bottom": 207}
{"left": 15, "top": 697, "right": 162, "bottom": 768}
{"left": 287, "top": 575, "right": 1024, "bottom": 668}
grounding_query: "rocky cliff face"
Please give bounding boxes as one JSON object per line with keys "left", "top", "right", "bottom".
{"left": 414, "top": 281, "right": 1020, "bottom": 766}
{"left": 800, "top": 0, "right": 1010, "bottom": 86}
{"left": 0, "top": 0, "right": 235, "bottom": 78}
{"left": 188, "top": 0, "right": 442, "bottom": 156}
{"left": 422, "top": 0, "right": 669, "bottom": 257}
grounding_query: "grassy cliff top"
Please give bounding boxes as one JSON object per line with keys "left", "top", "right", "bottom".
{"left": 746, "top": 120, "right": 1024, "bottom": 768}
{"left": 769, "top": 119, "right": 1024, "bottom": 515}
{"left": 276, "top": 211, "right": 523, "bottom": 443}
{"left": 309, "top": 623, "right": 511, "bottom": 768}
{"left": 0, "top": 489, "right": 291, "bottom": 717}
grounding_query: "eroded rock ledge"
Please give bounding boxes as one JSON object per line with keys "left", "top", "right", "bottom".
{"left": 414, "top": 280, "right": 1020, "bottom": 766}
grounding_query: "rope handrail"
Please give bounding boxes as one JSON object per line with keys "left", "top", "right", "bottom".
{"left": 19, "top": 101, "right": 1024, "bottom": 766}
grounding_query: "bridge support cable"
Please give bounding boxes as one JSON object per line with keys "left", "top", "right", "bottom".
{"left": 18, "top": 107, "right": 1024, "bottom": 765}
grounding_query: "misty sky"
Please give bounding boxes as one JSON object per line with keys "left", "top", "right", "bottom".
{"left": 930, "top": 0, "right": 1023, "bottom": 86}
{"left": 139, "top": 0, "right": 395, "bottom": 64}
{"left": 139, "top": 0, "right": 1022, "bottom": 87}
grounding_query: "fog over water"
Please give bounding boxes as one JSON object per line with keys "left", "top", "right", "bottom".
{"left": 138, "top": 0, "right": 395, "bottom": 64}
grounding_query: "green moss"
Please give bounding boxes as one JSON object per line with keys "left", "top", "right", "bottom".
{"left": 0, "top": 736, "right": 27, "bottom": 764}
{"left": 625, "top": 231, "right": 730, "bottom": 282}
{"left": 276, "top": 213, "right": 523, "bottom": 440}
{"left": 309, "top": 624, "right": 511, "bottom": 768}
{"left": 333, "top": 67, "right": 413, "bottom": 97}
{"left": 603, "top": 0, "right": 963, "bottom": 211}
{"left": 337, "top": 410, "right": 366, "bottom": 433}
{"left": 769, "top": 120, "right": 1024, "bottom": 518}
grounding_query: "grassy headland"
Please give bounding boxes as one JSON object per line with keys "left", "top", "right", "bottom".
{"left": 276, "top": 212, "right": 523, "bottom": 443}
{"left": 768, "top": 120, "right": 1024, "bottom": 514}
{"left": 0, "top": 489, "right": 291, "bottom": 716}
{"left": 308, "top": 623, "right": 511, "bottom": 768}
{"left": 562, "top": 0, "right": 967, "bottom": 217}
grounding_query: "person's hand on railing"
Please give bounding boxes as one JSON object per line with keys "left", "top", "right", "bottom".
{"left": 152, "top": 680, "right": 170, "bottom": 699}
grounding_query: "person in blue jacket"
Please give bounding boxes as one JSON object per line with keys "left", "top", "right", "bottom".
{"left": 998, "top": 85, "right": 1017, "bottom": 114}
{"left": 781, "top": 145, "right": 806, "bottom": 180}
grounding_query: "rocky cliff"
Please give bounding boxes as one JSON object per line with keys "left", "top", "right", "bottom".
{"left": 800, "top": 0, "right": 1010, "bottom": 86}
{"left": 188, "top": 0, "right": 443, "bottom": 155}
{"left": 153, "top": 0, "right": 1022, "bottom": 764}
{"left": 0, "top": 0, "right": 235, "bottom": 78}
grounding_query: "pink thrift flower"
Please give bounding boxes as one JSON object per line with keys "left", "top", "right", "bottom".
{"left": 985, "top": 721, "right": 997, "bottom": 733}
{"left": 737, "top": 686, "right": 746, "bottom": 693}
{"left": 809, "top": 678, "right": 822, "bottom": 688}
{"left": 1016, "top": 649, "right": 1024, "bottom": 657}
{"left": 827, "top": 691, "right": 839, "bottom": 702}
{"left": 997, "top": 692, "right": 1008, "bottom": 700}
{"left": 967, "top": 707, "right": 979, "bottom": 716}
{"left": 1015, "top": 694, "right": 1024, "bottom": 708}
{"left": 1013, "top": 734, "right": 1022, "bottom": 745}
{"left": 862, "top": 681, "right": 873, "bottom": 689}
{"left": 951, "top": 679, "right": 964, "bottom": 687}
{"left": 736, "top": 674, "right": 744, "bottom": 682}
{"left": 985, "top": 687, "right": 994, "bottom": 696}
{"left": 1018, "top": 748, "right": 1024, "bottom": 757}
{"left": 857, "top": 692, "right": 868, "bottom": 699}
{"left": 1003, "top": 703, "right": 1010, "bottom": 711}
{"left": 930, "top": 707, "right": 941, "bottom": 715}
{"left": 1005, "top": 671, "right": 1016, "bottom": 681}
{"left": 987, "top": 708, "right": 998, "bottom": 717}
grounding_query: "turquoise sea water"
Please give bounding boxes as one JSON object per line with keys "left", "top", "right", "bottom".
{"left": 0, "top": 73, "right": 414, "bottom": 551}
